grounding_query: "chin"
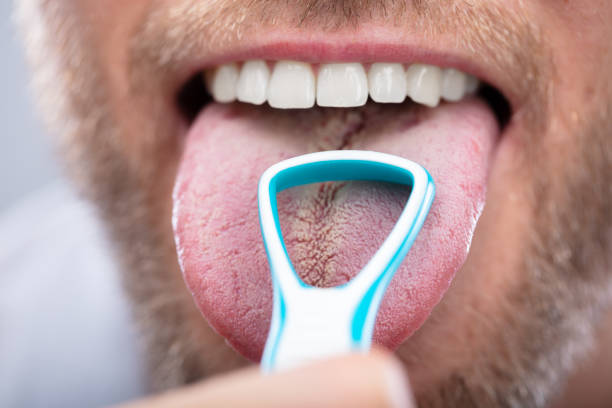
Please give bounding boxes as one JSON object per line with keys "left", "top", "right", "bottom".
{"left": 16, "top": 0, "right": 612, "bottom": 406}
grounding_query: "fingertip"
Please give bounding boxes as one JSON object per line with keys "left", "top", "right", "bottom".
{"left": 280, "top": 350, "right": 415, "bottom": 408}
{"left": 383, "top": 354, "right": 416, "bottom": 408}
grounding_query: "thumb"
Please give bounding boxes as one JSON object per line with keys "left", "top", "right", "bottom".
{"left": 118, "top": 350, "right": 415, "bottom": 408}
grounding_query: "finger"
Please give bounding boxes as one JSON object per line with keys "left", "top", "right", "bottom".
{"left": 117, "top": 350, "right": 415, "bottom": 408}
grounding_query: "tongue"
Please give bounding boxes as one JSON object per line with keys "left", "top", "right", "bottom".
{"left": 173, "top": 99, "right": 498, "bottom": 361}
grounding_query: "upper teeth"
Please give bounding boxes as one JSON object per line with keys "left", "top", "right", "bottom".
{"left": 206, "top": 61, "right": 479, "bottom": 109}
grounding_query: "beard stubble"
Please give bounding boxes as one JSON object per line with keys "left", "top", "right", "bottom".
{"left": 16, "top": 0, "right": 612, "bottom": 406}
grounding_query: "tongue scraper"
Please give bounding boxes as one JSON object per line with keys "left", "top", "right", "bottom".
{"left": 258, "top": 150, "right": 435, "bottom": 372}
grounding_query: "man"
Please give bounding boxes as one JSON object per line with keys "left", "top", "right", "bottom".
{"left": 15, "top": 0, "right": 611, "bottom": 407}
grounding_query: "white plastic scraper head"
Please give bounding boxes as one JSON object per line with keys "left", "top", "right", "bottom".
{"left": 258, "top": 150, "right": 435, "bottom": 372}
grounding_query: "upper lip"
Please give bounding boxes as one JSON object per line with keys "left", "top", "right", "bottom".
{"left": 169, "top": 37, "right": 513, "bottom": 128}
{"left": 151, "top": 35, "right": 517, "bottom": 119}
{"left": 129, "top": 2, "right": 546, "bottom": 133}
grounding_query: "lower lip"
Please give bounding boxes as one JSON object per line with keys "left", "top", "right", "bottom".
{"left": 173, "top": 99, "right": 499, "bottom": 361}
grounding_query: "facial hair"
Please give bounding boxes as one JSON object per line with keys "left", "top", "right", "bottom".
{"left": 15, "top": 0, "right": 612, "bottom": 406}
{"left": 416, "top": 102, "right": 612, "bottom": 407}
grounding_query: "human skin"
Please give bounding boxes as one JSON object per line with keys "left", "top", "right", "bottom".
{"left": 118, "top": 350, "right": 416, "bottom": 408}
{"left": 16, "top": 0, "right": 612, "bottom": 407}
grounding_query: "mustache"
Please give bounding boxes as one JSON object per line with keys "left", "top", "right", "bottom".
{"left": 129, "top": 0, "right": 552, "bottom": 131}
{"left": 252, "top": 0, "right": 412, "bottom": 27}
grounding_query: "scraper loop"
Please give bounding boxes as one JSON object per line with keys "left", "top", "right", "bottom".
{"left": 258, "top": 150, "right": 435, "bottom": 372}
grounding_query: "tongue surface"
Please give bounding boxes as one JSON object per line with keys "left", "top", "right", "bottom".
{"left": 173, "top": 99, "right": 498, "bottom": 361}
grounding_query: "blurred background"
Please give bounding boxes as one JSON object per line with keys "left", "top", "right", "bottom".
{"left": 0, "top": 0, "right": 58, "bottom": 212}
{"left": 1, "top": 2, "right": 146, "bottom": 407}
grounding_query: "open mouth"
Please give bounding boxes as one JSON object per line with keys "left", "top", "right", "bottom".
{"left": 172, "top": 48, "right": 512, "bottom": 362}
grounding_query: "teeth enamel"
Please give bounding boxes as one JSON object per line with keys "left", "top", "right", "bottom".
{"left": 406, "top": 64, "right": 442, "bottom": 108}
{"left": 236, "top": 60, "right": 270, "bottom": 105}
{"left": 465, "top": 74, "right": 480, "bottom": 94}
{"left": 210, "top": 63, "right": 240, "bottom": 103}
{"left": 368, "top": 63, "right": 407, "bottom": 103}
{"left": 440, "top": 68, "right": 467, "bottom": 102}
{"left": 205, "top": 60, "right": 480, "bottom": 109}
{"left": 267, "top": 61, "right": 316, "bottom": 109}
{"left": 316, "top": 63, "right": 368, "bottom": 107}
